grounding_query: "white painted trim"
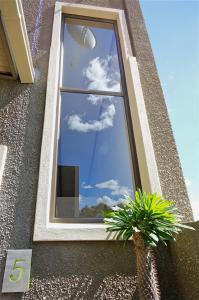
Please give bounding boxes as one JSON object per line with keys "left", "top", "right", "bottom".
{"left": 0, "top": 0, "right": 34, "bottom": 83}
{"left": 126, "top": 57, "right": 162, "bottom": 195}
{"left": 33, "top": 2, "right": 162, "bottom": 241}
{"left": 35, "top": 223, "right": 108, "bottom": 241}
{"left": 0, "top": 145, "right": 7, "bottom": 188}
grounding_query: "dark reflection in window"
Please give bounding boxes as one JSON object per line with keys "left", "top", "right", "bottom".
{"left": 56, "top": 93, "right": 135, "bottom": 218}
{"left": 56, "top": 166, "right": 79, "bottom": 218}
{"left": 62, "top": 18, "right": 122, "bottom": 92}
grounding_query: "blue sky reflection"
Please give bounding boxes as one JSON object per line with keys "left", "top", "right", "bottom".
{"left": 62, "top": 18, "right": 121, "bottom": 92}
{"left": 58, "top": 93, "right": 134, "bottom": 215}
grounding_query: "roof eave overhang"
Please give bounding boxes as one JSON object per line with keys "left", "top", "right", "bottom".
{"left": 0, "top": 0, "right": 34, "bottom": 83}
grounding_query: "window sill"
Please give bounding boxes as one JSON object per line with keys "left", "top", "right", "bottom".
{"left": 34, "top": 223, "right": 109, "bottom": 241}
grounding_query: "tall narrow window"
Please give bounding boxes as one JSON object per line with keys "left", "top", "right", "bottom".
{"left": 54, "top": 16, "right": 139, "bottom": 222}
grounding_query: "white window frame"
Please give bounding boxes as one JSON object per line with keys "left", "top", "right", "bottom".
{"left": 33, "top": 2, "right": 162, "bottom": 241}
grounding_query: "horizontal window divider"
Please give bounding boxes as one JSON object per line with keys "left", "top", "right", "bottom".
{"left": 60, "top": 87, "right": 123, "bottom": 97}
{"left": 51, "top": 217, "right": 103, "bottom": 223}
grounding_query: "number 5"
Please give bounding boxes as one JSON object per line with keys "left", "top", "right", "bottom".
{"left": 9, "top": 259, "right": 25, "bottom": 282}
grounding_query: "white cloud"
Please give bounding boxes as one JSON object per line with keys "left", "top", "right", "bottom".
{"left": 66, "top": 55, "right": 120, "bottom": 133}
{"left": 185, "top": 178, "right": 192, "bottom": 188}
{"left": 97, "top": 195, "right": 126, "bottom": 207}
{"left": 82, "top": 182, "right": 92, "bottom": 189}
{"left": 95, "top": 179, "right": 130, "bottom": 196}
{"left": 97, "top": 196, "right": 115, "bottom": 206}
{"left": 67, "top": 104, "right": 115, "bottom": 132}
{"left": 87, "top": 94, "right": 113, "bottom": 105}
{"left": 83, "top": 56, "right": 120, "bottom": 92}
{"left": 96, "top": 179, "right": 118, "bottom": 190}
{"left": 112, "top": 186, "right": 130, "bottom": 196}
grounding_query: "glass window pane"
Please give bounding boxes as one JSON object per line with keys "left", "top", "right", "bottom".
{"left": 56, "top": 93, "right": 135, "bottom": 218}
{"left": 62, "top": 18, "right": 122, "bottom": 92}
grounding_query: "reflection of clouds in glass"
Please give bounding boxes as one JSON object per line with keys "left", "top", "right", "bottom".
{"left": 95, "top": 179, "right": 130, "bottom": 196}
{"left": 67, "top": 104, "right": 115, "bottom": 132}
{"left": 83, "top": 56, "right": 120, "bottom": 91}
{"left": 80, "top": 178, "right": 132, "bottom": 211}
{"left": 87, "top": 94, "right": 113, "bottom": 105}
{"left": 82, "top": 182, "right": 92, "bottom": 189}
{"left": 79, "top": 195, "right": 91, "bottom": 209}
{"left": 96, "top": 195, "right": 126, "bottom": 207}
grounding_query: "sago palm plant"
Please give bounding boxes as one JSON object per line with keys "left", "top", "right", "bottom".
{"left": 104, "top": 190, "right": 194, "bottom": 300}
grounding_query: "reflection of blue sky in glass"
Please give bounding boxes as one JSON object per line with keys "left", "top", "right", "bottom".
{"left": 62, "top": 18, "right": 121, "bottom": 92}
{"left": 57, "top": 17, "right": 135, "bottom": 217}
{"left": 58, "top": 93, "right": 134, "bottom": 210}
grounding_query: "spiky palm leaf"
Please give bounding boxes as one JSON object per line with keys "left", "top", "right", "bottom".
{"left": 104, "top": 190, "right": 194, "bottom": 300}
{"left": 104, "top": 189, "right": 193, "bottom": 246}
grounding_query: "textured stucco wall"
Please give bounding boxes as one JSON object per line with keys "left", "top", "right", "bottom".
{"left": 156, "top": 221, "right": 199, "bottom": 300}
{"left": 0, "top": 0, "right": 195, "bottom": 299}
{"left": 170, "top": 221, "right": 199, "bottom": 300}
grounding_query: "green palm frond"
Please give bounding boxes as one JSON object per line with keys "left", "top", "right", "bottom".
{"left": 104, "top": 189, "right": 194, "bottom": 247}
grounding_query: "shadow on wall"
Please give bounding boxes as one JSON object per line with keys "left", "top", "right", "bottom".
{"left": 157, "top": 221, "right": 199, "bottom": 300}
{"left": 0, "top": 80, "right": 30, "bottom": 110}
{"left": 170, "top": 221, "right": 199, "bottom": 300}
{"left": 21, "top": 242, "right": 139, "bottom": 300}
{"left": 24, "top": 274, "right": 137, "bottom": 300}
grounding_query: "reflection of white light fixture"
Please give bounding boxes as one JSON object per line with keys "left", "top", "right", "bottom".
{"left": 67, "top": 24, "right": 96, "bottom": 49}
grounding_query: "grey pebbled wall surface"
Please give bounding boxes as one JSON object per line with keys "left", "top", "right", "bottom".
{"left": 169, "top": 221, "right": 199, "bottom": 300}
{"left": 0, "top": 0, "right": 195, "bottom": 299}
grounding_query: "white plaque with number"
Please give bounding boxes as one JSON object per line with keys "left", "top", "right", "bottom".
{"left": 2, "top": 249, "right": 32, "bottom": 293}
